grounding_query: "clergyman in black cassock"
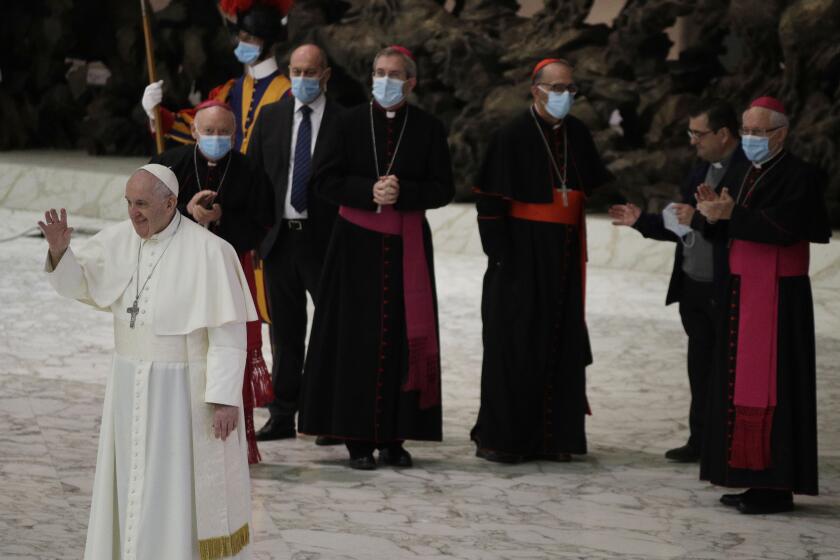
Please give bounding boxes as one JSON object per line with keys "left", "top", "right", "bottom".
{"left": 697, "top": 97, "right": 831, "bottom": 514}
{"left": 471, "top": 58, "right": 612, "bottom": 464}
{"left": 150, "top": 100, "right": 272, "bottom": 464}
{"left": 299, "top": 46, "right": 454, "bottom": 470}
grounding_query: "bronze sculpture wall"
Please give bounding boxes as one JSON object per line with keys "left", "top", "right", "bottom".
{"left": 1, "top": 0, "right": 838, "bottom": 224}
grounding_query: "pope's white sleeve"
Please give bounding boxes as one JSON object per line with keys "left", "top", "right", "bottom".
{"left": 205, "top": 321, "right": 247, "bottom": 407}
{"left": 44, "top": 247, "right": 94, "bottom": 303}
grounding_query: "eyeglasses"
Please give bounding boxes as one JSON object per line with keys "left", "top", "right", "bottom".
{"left": 687, "top": 128, "right": 715, "bottom": 140}
{"left": 739, "top": 126, "right": 784, "bottom": 137}
{"left": 536, "top": 82, "right": 578, "bottom": 95}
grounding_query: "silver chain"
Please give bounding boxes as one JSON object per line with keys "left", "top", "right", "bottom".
{"left": 735, "top": 151, "right": 787, "bottom": 207}
{"left": 193, "top": 144, "right": 232, "bottom": 202}
{"left": 370, "top": 101, "right": 409, "bottom": 177}
{"left": 127, "top": 213, "right": 181, "bottom": 327}
{"left": 530, "top": 106, "right": 569, "bottom": 206}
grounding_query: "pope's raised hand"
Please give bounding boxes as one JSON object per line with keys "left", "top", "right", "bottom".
{"left": 37, "top": 208, "right": 74, "bottom": 264}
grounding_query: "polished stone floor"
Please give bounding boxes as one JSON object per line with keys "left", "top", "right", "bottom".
{"left": 1, "top": 207, "right": 838, "bottom": 560}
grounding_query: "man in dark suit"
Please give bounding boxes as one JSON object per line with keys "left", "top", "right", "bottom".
{"left": 609, "top": 98, "right": 749, "bottom": 462}
{"left": 247, "top": 44, "right": 341, "bottom": 443}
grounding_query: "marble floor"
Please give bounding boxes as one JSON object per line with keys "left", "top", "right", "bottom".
{"left": 1, "top": 207, "right": 838, "bottom": 560}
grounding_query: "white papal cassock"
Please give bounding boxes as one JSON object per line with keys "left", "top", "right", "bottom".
{"left": 46, "top": 212, "right": 257, "bottom": 560}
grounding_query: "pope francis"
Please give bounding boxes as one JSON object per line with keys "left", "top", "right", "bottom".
{"left": 39, "top": 164, "right": 256, "bottom": 560}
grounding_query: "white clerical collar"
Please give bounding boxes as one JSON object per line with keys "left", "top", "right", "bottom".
{"left": 147, "top": 212, "right": 181, "bottom": 242}
{"left": 294, "top": 91, "right": 326, "bottom": 114}
{"left": 248, "top": 57, "right": 279, "bottom": 80}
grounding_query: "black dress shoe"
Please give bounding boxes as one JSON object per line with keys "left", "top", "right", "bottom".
{"left": 664, "top": 444, "right": 700, "bottom": 462}
{"left": 720, "top": 491, "right": 748, "bottom": 507}
{"left": 255, "top": 419, "right": 296, "bottom": 442}
{"left": 736, "top": 489, "right": 794, "bottom": 515}
{"left": 476, "top": 447, "right": 523, "bottom": 464}
{"left": 315, "top": 436, "right": 343, "bottom": 446}
{"left": 348, "top": 455, "right": 377, "bottom": 470}
{"left": 379, "top": 446, "right": 413, "bottom": 468}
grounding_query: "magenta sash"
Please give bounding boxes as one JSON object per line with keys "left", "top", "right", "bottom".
{"left": 339, "top": 205, "right": 440, "bottom": 409}
{"left": 728, "top": 239, "right": 809, "bottom": 470}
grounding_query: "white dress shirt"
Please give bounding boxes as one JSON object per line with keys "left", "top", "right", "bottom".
{"left": 284, "top": 93, "right": 326, "bottom": 219}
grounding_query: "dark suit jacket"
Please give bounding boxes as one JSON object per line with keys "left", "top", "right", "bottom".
{"left": 247, "top": 95, "right": 342, "bottom": 257}
{"left": 633, "top": 145, "right": 749, "bottom": 306}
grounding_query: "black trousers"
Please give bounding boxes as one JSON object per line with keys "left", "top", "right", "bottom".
{"left": 263, "top": 222, "right": 325, "bottom": 428}
{"left": 677, "top": 275, "right": 716, "bottom": 450}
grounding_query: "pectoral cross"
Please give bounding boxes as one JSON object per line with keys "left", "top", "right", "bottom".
{"left": 127, "top": 299, "right": 140, "bottom": 329}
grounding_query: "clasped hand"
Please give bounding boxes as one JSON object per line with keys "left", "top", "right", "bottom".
{"left": 373, "top": 175, "right": 400, "bottom": 206}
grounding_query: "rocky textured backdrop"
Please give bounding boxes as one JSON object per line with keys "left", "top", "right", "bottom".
{"left": 1, "top": 0, "right": 838, "bottom": 224}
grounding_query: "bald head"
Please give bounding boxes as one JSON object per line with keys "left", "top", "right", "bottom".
{"left": 290, "top": 44, "right": 328, "bottom": 72}
{"left": 193, "top": 105, "right": 236, "bottom": 137}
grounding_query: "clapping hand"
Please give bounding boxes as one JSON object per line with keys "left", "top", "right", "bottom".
{"left": 695, "top": 183, "right": 719, "bottom": 203}
{"left": 37, "top": 208, "right": 74, "bottom": 267}
{"left": 697, "top": 187, "right": 735, "bottom": 223}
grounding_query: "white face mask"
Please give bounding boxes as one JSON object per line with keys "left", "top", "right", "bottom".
{"left": 372, "top": 77, "right": 406, "bottom": 108}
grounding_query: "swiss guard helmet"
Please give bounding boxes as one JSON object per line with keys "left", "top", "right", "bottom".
{"left": 219, "top": 0, "right": 294, "bottom": 53}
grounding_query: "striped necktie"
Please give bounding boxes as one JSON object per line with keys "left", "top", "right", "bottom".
{"left": 290, "top": 105, "right": 312, "bottom": 213}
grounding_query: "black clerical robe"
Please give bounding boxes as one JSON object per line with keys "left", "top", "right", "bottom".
{"left": 298, "top": 102, "right": 454, "bottom": 443}
{"left": 151, "top": 144, "right": 269, "bottom": 254}
{"left": 471, "top": 109, "right": 612, "bottom": 458}
{"left": 151, "top": 143, "right": 272, "bottom": 465}
{"left": 700, "top": 150, "right": 831, "bottom": 494}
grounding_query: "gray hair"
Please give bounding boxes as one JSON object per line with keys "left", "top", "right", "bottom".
{"left": 372, "top": 47, "right": 417, "bottom": 79}
{"left": 768, "top": 109, "right": 789, "bottom": 129}
{"left": 151, "top": 179, "right": 176, "bottom": 202}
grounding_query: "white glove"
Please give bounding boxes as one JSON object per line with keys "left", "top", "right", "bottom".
{"left": 141, "top": 80, "right": 164, "bottom": 120}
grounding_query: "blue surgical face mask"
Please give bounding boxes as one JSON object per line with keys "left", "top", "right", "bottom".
{"left": 234, "top": 40, "right": 261, "bottom": 65}
{"left": 543, "top": 90, "right": 574, "bottom": 119}
{"left": 291, "top": 76, "right": 322, "bottom": 104}
{"left": 197, "top": 134, "right": 232, "bottom": 161}
{"left": 372, "top": 77, "right": 406, "bottom": 109}
{"left": 741, "top": 134, "right": 772, "bottom": 163}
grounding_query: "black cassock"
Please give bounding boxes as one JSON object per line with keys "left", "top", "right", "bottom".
{"left": 700, "top": 150, "right": 831, "bottom": 494}
{"left": 299, "top": 102, "right": 454, "bottom": 443}
{"left": 151, "top": 144, "right": 269, "bottom": 253}
{"left": 471, "top": 109, "right": 611, "bottom": 458}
